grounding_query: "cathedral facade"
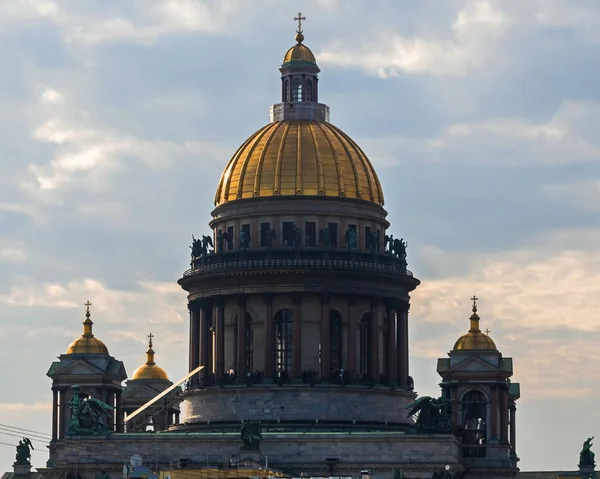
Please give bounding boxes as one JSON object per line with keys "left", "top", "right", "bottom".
{"left": 39, "top": 19, "right": 520, "bottom": 479}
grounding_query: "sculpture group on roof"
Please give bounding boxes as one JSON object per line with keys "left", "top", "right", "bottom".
{"left": 67, "top": 385, "right": 114, "bottom": 436}
{"left": 190, "top": 227, "right": 409, "bottom": 262}
{"left": 14, "top": 437, "right": 33, "bottom": 466}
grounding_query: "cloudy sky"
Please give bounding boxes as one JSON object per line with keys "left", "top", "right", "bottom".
{"left": 1, "top": 0, "right": 599, "bottom": 472}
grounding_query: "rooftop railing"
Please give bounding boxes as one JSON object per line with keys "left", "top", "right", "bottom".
{"left": 183, "top": 248, "right": 413, "bottom": 277}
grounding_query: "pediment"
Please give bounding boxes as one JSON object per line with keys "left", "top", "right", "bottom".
{"left": 447, "top": 355, "right": 500, "bottom": 373}
{"left": 49, "top": 358, "right": 108, "bottom": 377}
{"left": 122, "top": 382, "right": 166, "bottom": 399}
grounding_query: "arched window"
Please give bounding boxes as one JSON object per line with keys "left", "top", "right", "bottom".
{"left": 330, "top": 310, "right": 343, "bottom": 371}
{"left": 462, "top": 390, "right": 488, "bottom": 458}
{"left": 292, "top": 78, "right": 302, "bottom": 102}
{"left": 274, "top": 308, "right": 293, "bottom": 374}
{"left": 359, "top": 313, "right": 371, "bottom": 378}
{"left": 284, "top": 79, "right": 290, "bottom": 102}
{"left": 305, "top": 79, "right": 313, "bottom": 102}
{"left": 233, "top": 312, "right": 253, "bottom": 373}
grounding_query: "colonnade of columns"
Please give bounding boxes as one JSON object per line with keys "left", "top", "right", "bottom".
{"left": 187, "top": 295, "right": 411, "bottom": 386}
{"left": 444, "top": 383, "right": 517, "bottom": 458}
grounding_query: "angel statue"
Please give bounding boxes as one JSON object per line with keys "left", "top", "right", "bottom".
{"left": 406, "top": 396, "right": 453, "bottom": 434}
{"left": 190, "top": 235, "right": 203, "bottom": 258}
{"left": 201, "top": 235, "right": 214, "bottom": 254}
{"left": 240, "top": 421, "right": 262, "bottom": 450}
{"left": 67, "top": 385, "right": 114, "bottom": 436}
{"left": 15, "top": 437, "right": 34, "bottom": 465}
{"left": 580, "top": 437, "right": 596, "bottom": 467}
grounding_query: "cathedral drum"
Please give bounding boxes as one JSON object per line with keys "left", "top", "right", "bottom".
{"left": 177, "top": 29, "right": 419, "bottom": 431}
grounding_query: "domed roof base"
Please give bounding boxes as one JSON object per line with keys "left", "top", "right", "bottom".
{"left": 214, "top": 120, "right": 384, "bottom": 207}
{"left": 453, "top": 332, "right": 497, "bottom": 351}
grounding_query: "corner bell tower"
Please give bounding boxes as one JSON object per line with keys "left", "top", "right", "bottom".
{"left": 437, "top": 297, "right": 520, "bottom": 477}
{"left": 270, "top": 13, "right": 330, "bottom": 122}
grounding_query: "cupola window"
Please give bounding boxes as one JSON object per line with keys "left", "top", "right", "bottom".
{"left": 292, "top": 78, "right": 303, "bottom": 102}
{"left": 305, "top": 79, "right": 313, "bottom": 102}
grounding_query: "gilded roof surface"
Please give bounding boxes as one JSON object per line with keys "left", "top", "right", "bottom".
{"left": 214, "top": 120, "right": 384, "bottom": 206}
{"left": 453, "top": 300, "right": 497, "bottom": 351}
{"left": 453, "top": 331, "right": 497, "bottom": 351}
{"left": 132, "top": 335, "right": 169, "bottom": 380}
{"left": 66, "top": 304, "right": 109, "bottom": 355}
{"left": 283, "top": 42, "right": 316, "bottom": 65}
{"left": 131, "top": 361, "right": 169, "bottom": 380}
{"left": 66, "top": 335, "right": 109, "bottom": 355}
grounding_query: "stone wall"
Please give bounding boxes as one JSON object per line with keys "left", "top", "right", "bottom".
{"left": 46, "top": 432, "right": 466, "bottom": 479}
{"left": 183, "top": 385, "right": 416, "bottom": 424}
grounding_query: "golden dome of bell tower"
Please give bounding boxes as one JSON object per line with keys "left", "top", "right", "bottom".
{"left": 132, "top": 333, "right": 169, "bottom": 380}
{"left": 66, "top": 301, "right": 109, "bottom": 355}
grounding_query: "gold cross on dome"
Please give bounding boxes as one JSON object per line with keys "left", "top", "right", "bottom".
{"left": 84, "top": 301, "right": 92, "bottom": 313}
{"left": 147, "top": 332, "right": 154, "bottom": 347}
{"left": 294, "top": 12, "right": 306, "bottom": 33}
{"left": 484, "top": 328, "right": 491, "bottom": 335}
{"left": 470, "top": 295, "right": 478, "bottom": 308}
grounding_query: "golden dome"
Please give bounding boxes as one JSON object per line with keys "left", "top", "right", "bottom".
{"left": 214, "top": 120, "right": 384, "bottom": 206}
{"left": 66, "top": 302, "right": 109, "bottom": 355}
{"left": 283, "top": 41, "right": 316, "bottom": 65}
{"left": 453, "top": 298, "right": 497, "bottom": 351}
{"left": 131, "top": 334, "right": 169, "bottom": 380}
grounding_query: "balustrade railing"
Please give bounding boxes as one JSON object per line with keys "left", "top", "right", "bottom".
{"left": 183, "top": 248, "right": 412, "bottom": 277}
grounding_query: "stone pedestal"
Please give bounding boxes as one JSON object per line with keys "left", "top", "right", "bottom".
{"left": 12, "top": 463, "right": 32, "bottom": 475}
{"left": 578, "top": 464, "right": 596, "bottom": 477}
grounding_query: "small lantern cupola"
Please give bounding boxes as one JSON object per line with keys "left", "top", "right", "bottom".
{"left": 280, "top": 12, "right": 319, "bottom": 104}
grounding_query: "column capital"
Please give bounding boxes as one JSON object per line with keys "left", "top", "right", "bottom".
{"left": 236, "top": 295, "right": 246, "bottom": 307}
{"left": 188, "top": 301, "right": 201, "bottom": 313}
{"left": 369, "top": 297, "right": 382, "bottom": 309}
{"left": 292, "top": 293, "right": 303, "bottom": 304}
{"left": 319, "top": 293, "right": 332, "bottom": 305}
{"left": 214, "top": 296, "right": 226, "bottom": 308}
{"left": 264, "top": 293, "right": 275, "bottom": 304}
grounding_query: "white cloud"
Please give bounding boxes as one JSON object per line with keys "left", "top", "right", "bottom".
{"left": 40, "top": 88, "right": 64, "bottom": 105}
{"left": 358, "top": 100, "right": 600, "bottom": 167}
{"left": 318, "top": 0, "right": 509, "bottom": 77}
{"left": 0, "top": 244, "right": 27, "bottom": 263}
{"left": 411, "top": 229, "right": 600, "bottom": 398}
{"left": 1, "top": 0, "right": 244, "bottom": 45}
{"left": 24, "top": 119, "right": 220, "bottom": 193}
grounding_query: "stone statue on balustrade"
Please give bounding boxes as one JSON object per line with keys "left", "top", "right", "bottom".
{"left": 262, "top": 227, "right": 277, "bottom": 247}
{"left": 319, "top": 227, "right": 330, "bottom": 247}
{"left": 293, "top": 223, "right": 302, "bottom": 247}
{"left": 239, "top": 229, "right": 251, "bottom": 249}
{"left": 240, "top": 420, "right": 262, "bottom": 450}
{"left": 345, "top": 228, "right": 357, "bottom": 250}
{"left": 385, "top": 234, "right": 394, "bottom": 253}
{"left": 67, "top": 385, "right": 114, "bottom": 436}
{"left": 190, "top": 234, "right": 213, "bottom": 258}
{"left": 366, "top": 232, "right": 378, "bottom": 252}
{"left": 394, "top": 238, "right": 407, "bottom": 261}
{"left": 14, "top": 438, "right": 33, "bottom": 465}
{"left": 580, "top": 437, "right": 596, "bottom": 468}
{"left": 216, "top": 230, "right": 229, "bottom": 253}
